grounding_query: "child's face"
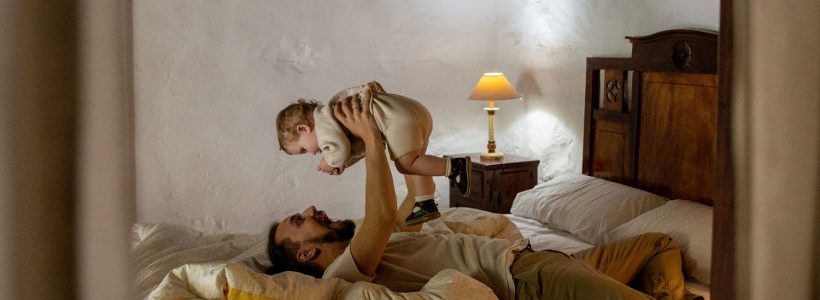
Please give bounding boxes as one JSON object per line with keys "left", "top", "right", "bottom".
{"left": 283, "top": 125, "right": 320, "bottom": 155}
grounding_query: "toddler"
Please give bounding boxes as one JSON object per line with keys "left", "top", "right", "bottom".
{"left": 276, "top": 81, "right": 471, "bottom": 225}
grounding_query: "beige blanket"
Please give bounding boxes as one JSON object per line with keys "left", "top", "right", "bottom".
{"left": 149, "top": 263, "right": 496, "bottom": 299}
{"left": 421, "top": 207, "right": 523, "bottom": 241}
{"left": 136, "top": 207, "right": 521, "bottom": 299}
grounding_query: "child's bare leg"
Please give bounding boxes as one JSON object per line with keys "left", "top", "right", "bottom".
{"left": 396, "top": 175, "right": 423, "bottom": 232}
{"left": 396, "top": 149, "right": 473, "bottom": 198}
{"left": 395, "top": 147, "right": 441, "bottom": 225}
{"left": 402, "top": 174, "right": 440, "bottom": 226}
{"left": 395, "top": 150, "right": 447, "bottom": 176}
{"left": 412, "top": 174, "right": 436, "bottom": 196}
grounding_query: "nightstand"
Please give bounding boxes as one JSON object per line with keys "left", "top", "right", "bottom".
{"left": 448, "top": 153, "right": 539, "bottom": 214}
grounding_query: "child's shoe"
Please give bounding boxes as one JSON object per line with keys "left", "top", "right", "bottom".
{"left": 448, "top": 156, "right": 472, "bottom": 197}
{"left": 405, "top": 199, "right": 441, "bottom": 226}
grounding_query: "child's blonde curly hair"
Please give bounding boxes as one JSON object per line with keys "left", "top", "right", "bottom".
{"left": 276, "top": 98, "right": 320, "bottom": 151}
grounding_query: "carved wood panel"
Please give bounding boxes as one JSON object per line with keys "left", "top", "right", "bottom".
{"left": 603, "top": 70, "right": 626, "bottom": 112}
{"left": 637, "top": 72, "right": 718, "bottom": 205}
{"left": 591, "top": 113, "right": 633, "bottom": 184}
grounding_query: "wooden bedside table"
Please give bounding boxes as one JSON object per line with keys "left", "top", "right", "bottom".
{"left": 448, "top": 153, "right": 539, "bottom": 214}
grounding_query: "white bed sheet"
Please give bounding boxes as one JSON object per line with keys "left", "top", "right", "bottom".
{"left": 504, "top": 214, "right": 594, "bottom": 254}
{"left": 504, "top": 214, "right": 711, "bottom": 300}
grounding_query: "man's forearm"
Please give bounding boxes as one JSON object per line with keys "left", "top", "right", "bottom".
{"left": 331, "top": 90, "right": 395, "bottom": 277}
{"left": 361, "top": 134, "right": 397, "bottom": 227}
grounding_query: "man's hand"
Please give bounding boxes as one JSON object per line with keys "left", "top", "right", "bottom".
{"left": 333, "top": 87, "right": 379, "bottom": 141}
{"left": 317, "top": 158, "right": 345, "bottom": 175}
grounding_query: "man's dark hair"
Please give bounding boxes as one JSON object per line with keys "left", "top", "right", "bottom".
{"left": 266, "top": 222, "right": 325, "bottom": 278}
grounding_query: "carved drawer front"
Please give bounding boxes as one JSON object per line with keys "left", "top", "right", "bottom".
{"left": 448, "top": 153, "right": 539, "bottom": 214}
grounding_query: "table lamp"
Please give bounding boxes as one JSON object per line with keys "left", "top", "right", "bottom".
{"left": 468, "top": 72, "right": 521, "bottom": 160}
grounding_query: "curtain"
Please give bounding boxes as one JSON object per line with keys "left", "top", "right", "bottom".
{"left": 733, "top": 0, "right": 820, "bottom": 299}
{"left": 0, "top": 1, "right": 134, "bottom": 299}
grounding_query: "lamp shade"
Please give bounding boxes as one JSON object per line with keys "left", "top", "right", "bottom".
{"left": 468, "top": 72, "right": 521, "bottom": 101}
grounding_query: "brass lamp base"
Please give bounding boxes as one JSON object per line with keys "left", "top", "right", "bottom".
{"left": 480, "top": 151, "right": 504, "bottom": 160}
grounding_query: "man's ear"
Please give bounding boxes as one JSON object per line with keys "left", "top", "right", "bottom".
{"left": 296, "top": 124, "right": 311, "bottom": 133}
{"left": 296, "top": 245, "right": 318, "bottom": 263}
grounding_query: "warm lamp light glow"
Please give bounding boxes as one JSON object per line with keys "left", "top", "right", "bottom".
{"left": 467, "top": 72, "right": 521, "bottom": 160}
{"left": 468, "top": 73, "right": 521, "bottom": 101}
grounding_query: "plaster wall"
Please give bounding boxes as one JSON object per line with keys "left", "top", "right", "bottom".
{"left": 135, "top": 0, "right": 718, "bottom": 234}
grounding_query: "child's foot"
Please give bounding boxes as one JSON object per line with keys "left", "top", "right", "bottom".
{"left": 405, "top": 199, "right": 441, "bottom": 226}
{"left": 448, "top": 156, "right": 472, "bottom": 197}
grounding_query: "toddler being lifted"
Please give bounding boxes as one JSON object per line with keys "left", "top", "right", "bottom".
{"left": 276, "top": 81, "right": 471, "bottom": 225}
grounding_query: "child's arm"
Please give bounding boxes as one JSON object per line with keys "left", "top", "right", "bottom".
{"left": 314, "top": 105, "right": 354, "bottom": 172}
{"left": 320, "top": 84, "right": 376, "bottom": 173}
{"left": 317, "top": 158, "right": 345, "bottom": 175}
{"left": 343, "top": 137, "right": 366, "bottom": 168}
{"left": 318, "top": 125, "right": 365, "bottom": 175}
{"left": 316, "top": 131, "right": 364, "bottom": 175}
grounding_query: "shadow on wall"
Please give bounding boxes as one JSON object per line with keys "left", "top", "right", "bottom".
{"left": 516, "top": 70, "right": 543, "bottom": 102}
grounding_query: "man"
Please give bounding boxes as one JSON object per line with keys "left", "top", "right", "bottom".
{"left": 267, "top": 92, "right": 695, "bottom": 300}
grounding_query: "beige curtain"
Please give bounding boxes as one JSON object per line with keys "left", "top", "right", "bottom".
{"left": 0, "top": 1, "right": 134, "bottom": 299}
{"left": 733, "top": 0, "right": 820, "bottom": 299}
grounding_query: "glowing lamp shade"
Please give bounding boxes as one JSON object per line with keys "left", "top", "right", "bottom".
{"left": 467, "top": 73, "right": 521, "bottom": 160}
{"left": 468, "top": 72, "right": 521, "bottom": 101}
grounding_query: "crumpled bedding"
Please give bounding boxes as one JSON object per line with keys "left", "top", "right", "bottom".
{"left": 149, "top": 262, "right": 496, "bottom": 299}
{"left": 135, "top": 207, "right": 520, "bottom": 299}
{"left": 422, "top": 207, "right": 523, "bottom": 241}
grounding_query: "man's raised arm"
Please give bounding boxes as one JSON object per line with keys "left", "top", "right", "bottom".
{"left": 332, "top": 88, "right": 397, "bottom": 276}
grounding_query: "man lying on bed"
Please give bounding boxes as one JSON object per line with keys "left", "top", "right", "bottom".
{"left": 266, "top": 92, "right": 699, "bottom": 300}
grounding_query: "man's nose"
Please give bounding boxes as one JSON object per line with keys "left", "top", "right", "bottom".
{"left": 302, "top": 205, "right": 316, "bottom": 216}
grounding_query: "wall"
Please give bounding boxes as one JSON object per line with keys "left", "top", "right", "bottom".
{"left": 495, "top": 0, "right": 719, "bottom": 181}
{"left": 135, "top": 0, "right": 719, "bottom": 234}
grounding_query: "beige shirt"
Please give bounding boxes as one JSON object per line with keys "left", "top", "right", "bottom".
{"left": 313, "top": 82, "right": 433, "bottom": 168}
{"left": 322, "top": 232, "right": 529, "bottom": 300}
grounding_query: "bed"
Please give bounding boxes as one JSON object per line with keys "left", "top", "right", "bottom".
{"left": 506, "top": 174, "right": 714, "bottom": 299}
{"left": 579, "top": 28, "right": 722, "bottom": 298}
{"left": 133, "top": 29, "right": 723, "bottom": 299}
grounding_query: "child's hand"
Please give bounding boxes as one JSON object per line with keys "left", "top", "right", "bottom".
{"left": 317, "top": 158, "right": 345, "bottom": 175}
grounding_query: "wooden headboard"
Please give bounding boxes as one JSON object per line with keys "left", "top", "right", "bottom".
{"left": 582, "top": 29, "right": 719, "bottom": 206}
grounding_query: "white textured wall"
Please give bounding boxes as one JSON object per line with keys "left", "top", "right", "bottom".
{"left": 495, "top": 0, "right": 719, "bottom": 181}
{"left": 135, "top": 0, "right": 718, "bottom": 234}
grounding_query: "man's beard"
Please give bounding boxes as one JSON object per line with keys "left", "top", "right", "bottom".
{"left": 311, "top": 219, "right": 356, "bottom": 244}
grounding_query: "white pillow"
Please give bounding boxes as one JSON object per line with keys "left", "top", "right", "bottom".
{"left": 510, "top": 173, "right": 667, "bottom": 244}
{"left": 132, "top": 222, "right": 268, "bottom": 298}
{"left": 604, "top": 200, "right": 713, "bottom": 285}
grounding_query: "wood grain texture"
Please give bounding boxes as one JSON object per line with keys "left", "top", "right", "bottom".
{"left": 637, "top": 72, "right": 718, "bottom": 205}
{"left": 712, "top": 1, "right": 736, "bottom": 298}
